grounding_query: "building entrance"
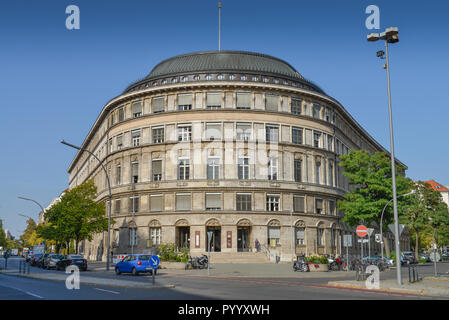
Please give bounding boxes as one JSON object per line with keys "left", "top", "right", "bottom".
{"left": 237, "top": 227, "right": 251, "bottom": 252}
{"left": 176, "top": 226, "right": 190, "bottom": 249}
{"left": 206, "top": 226, "right": 221, "bottom": 252}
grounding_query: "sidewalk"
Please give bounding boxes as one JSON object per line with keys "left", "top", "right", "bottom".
{"left": 327, "top": 276, "right": 449, "bottom": 297}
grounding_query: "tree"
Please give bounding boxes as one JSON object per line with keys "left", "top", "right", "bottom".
{"left": 41, "top": 180, "right": 110, "bottom": 254}
{"left": 428, "top": 201, "right": 449, "bottom": 251}
{"left": 337, "top": 150, "right": 412, "bottom": 256}
{"left": 20, "top": 218, "right": 37, "bottom": 248}
{"left": 0, "top": 219, "right": 7, "bottom": 249}
{"left": 400, "top": 181, "right": 444, "bottom": 260}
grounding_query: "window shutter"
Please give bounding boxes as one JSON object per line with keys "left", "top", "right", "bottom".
{"left": 206, "top": 193, "right": 221, "bottom": 209}
{"left": 236, "top": 93, "right": 250, "bottom": 108}
{"left": 132, "top": 162, "right": 138, "bottom": 176}
{"left": 150, "top": 195, "right": 163, "bottom": 212}
{"left": 268, "top": 227, "right": 280, "bottom": 239}
{"left": 176, "top": 194, "right": 191, "bottom": 211}
{"left": 206, "top": 124, "right": 221, "bottom": 140}
{"left": 152, "top": 97, "right": 165, "bottom": 112}
{"left": 152, "top": 160, "right": 162, "bottom": 175}
{"left": 131, "top": 129, "right": 140, "bottom": 137}
{"left": 178, "top": 94, "right": 192, "bottom": 106}
{"left": 265, "top": 95, "right": 278, "bottom": 111}
{"left": 132, "top": 101, "right": 142, "bottom": 114}
{"left": 294, "top": 196, "right": 305, "bottom": 212}
{"left": 206, "top": 93, "right": 222, "bottom": 106}
{"left": 296, "top": 228, "right": 305, "bottom": 239}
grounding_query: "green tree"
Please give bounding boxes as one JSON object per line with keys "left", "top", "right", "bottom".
{"left": 20, "top": 218, "right": 37, "bottom": 248}
{"left": 428, "top": 201, "right": 449, "bottom": 250}
{"left": 0, "top": 219, "right": 7, "bottom": 249}
{"left": 41, "top": 180, "right": 110, "bottom": 254}
{"left": 337, "top": 150, "right": 412, "bottom": 256}
{"left": 400, "top": 181, "right": 444, "bottom": 260}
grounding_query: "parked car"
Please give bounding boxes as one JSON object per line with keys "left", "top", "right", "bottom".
{"left": 401, "top": 251, "right": 417, "bottom": 264}
{"left": 43, "top": 254, "right": 65, "bottom": 269}
{"left": 37, "top": 253, "right": 50, "bottom": 268}
{"left": 30, "top": 253, "right": 43, "bottom": 266}
{"left": 115, "top": 254, "right": 158, "bottom": 276}
{"left": 56, "top": 254, "right": 88, "bottom": 271}
{"left": 419, "top": 253, "right": 431, "bottom": 262}
{"left": 380, "top": 256, "right": 395, "bottom": 266}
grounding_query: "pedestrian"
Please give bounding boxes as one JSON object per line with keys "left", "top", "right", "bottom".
{"left": 255, "top": 238, "right": 260, "bottom": 252}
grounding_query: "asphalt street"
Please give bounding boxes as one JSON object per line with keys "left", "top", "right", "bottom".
{"left": 1, "top": 257, "right": 447, "bottom": 300}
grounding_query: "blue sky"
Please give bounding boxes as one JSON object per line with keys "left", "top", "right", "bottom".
{"left": 1, "top": 0, "right": 448, "bottom": 236}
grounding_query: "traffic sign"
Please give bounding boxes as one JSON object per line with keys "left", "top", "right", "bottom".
{"left": 430, "top": 252, "right": 440, "bottom": 262}
{"left": 356, "top": 225, "right": 368, "bottom": 237}
{"left": 149, "top": 255, "right": 160, "bottom": 268}
{"left": 367, "top": 228, "right": 375, "bottom": 237}
{"left": 343, "top": 235, "right": 352, "bottom": 247}
{"left": 357, "top": 239, "right": 369, "bottom": 243}
{"left": 388, "top": 224, "right": 405, "bottom": 236}
{"left": 375, "top": 234, "right": 382, "bottom": 243}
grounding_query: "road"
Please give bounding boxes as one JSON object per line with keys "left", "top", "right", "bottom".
{"left": 1, "top": 257, "right": 447, "bottom": 300}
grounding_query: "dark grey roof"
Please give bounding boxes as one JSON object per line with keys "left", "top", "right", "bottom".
{"left": 146, "top": 50, "right": 304, "bottom": 80}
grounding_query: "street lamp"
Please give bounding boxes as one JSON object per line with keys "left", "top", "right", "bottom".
{"left": 61, "top": 139, "right": 112, "bottom": 271}
{"left": 379, "top": 191, "right": 414, "bottom": 263}
{"left": 367, "top": 26, "right": 402, "bottom": 285}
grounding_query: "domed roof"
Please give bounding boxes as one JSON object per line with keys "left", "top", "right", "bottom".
{"left": 146, "top": 50, "right": 304, "bottom": 80}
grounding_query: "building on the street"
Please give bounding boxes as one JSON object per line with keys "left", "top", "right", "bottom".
{"left": 66, "top": 50, "right": 409, "bottom": 261}
{"left": 3, "top": 229, "right": 13, "bottom": 240}
{"left": 424, "top": 179, "right": 449, "bottom": 207}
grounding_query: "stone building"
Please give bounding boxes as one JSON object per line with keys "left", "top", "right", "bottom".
{"left": 66, "top": 51, "right": 409, "bottom": 262}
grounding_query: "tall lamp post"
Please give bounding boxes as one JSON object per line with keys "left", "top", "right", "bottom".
{"left": 380, "top": 191, "right": 414, "bottom": 262}
{"left": 61, "top": 140, "right": 112, "bottom": 271}
{"left": 367, "top": 27, "right": 402, "bottom": 285}
{"left": 18, "top": 196, "right": 46, "bottom": 252}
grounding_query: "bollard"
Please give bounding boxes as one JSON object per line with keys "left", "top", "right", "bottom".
{"left": 408, "top": 265, "right": 411, "bottom": 283}
{"left": 19, "top": 260, "right": 22, "bottom": 273}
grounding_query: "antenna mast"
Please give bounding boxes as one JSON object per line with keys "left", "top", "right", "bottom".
{"left": 218, "top": 1, "right": 222, "bottom": 51}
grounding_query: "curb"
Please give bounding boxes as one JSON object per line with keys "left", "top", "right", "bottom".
{"left": 0, "top": 271, "right": 175, "bottom": 290}
{"left": 326, "top": 281, "right": 437, "bottom": 296}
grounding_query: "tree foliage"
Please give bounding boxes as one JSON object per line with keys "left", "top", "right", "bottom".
{"left": 20, "top": 218, "right": 37, "bottom": 247}
{"left": 337, "top": 150, "right": 412, "bottom": 228}
{"left": 0, "top": 219, "right": 7, "bottom": 248}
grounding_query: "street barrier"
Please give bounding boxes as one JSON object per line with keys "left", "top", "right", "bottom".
{"left": 408, "top": 265, "right": 421, "bottom": 283}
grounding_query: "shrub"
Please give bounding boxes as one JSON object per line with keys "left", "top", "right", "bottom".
{"left": 418, "top": 258, "right": 427, "bottom": 264}
{"left": 156, "top": 244, "right": 189, "bottom": 263}
{"left": 305, "top": 255, "right": 328, "bottom": 264}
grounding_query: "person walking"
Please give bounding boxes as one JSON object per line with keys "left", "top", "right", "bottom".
{"left": 255, "top": 238, "right": 260, "bottom": 252}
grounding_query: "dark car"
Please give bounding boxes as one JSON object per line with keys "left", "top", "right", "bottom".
{"left": 401, "top": 251, "right": 417, "bottom": 264}
{"left": 37, "top": 253, "right": 50, "bottom": 268}
{"left": 56, "top": 254, "right": 87, "bottom": 271}
{"left": 30, "top": 253, "right": 43, "bottom": 266}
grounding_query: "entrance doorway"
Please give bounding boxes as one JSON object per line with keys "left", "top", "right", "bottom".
{"left": 237, "top": 227, "right": 251, "bottom": 252}
{"left": 176, "top": 226, "right": 190, "bottom": 250}
{"left": 206, "top": 227, "right": 221, "bottom": 252}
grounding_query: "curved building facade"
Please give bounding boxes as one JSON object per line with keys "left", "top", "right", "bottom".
{"left": 67, "top": 51, "right": 409, "bottom": 261}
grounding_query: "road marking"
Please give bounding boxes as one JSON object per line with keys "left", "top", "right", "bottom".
{"left": 94, "top": 287, "right": 120, "bottom": 295}
{"left": 25, "top": 291, "right": 44, "bottom": 299}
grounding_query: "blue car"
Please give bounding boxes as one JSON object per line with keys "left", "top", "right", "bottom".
{"left": 114, "top": 254, "right": 158, "bottom": 276}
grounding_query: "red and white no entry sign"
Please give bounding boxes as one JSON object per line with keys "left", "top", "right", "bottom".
{"left": 356, "top": 225, "right": 368, "bottom": 237}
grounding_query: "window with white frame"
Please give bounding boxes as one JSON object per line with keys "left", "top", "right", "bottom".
{"left": 205, "top": 193, "right": 221, "bottom": 210}
{"left": 236, "top": 92, "right": 250, "bottom": 109}
{"left": 152, "top": 96, "right": 165, "bottom": 113}
{"left": 292, "top": 98, "right": 302, "bottom": 115}
{"left": 266, "top": 194, "right": 280, "bottom": 211}
{"left": 294, "top": 159, "right": 302, "bottom": 182}
{"left": 317, "top": 226, "right": 324, "bottom": 246}
{"left": 236, "top": 193, "right": 251, "bottom": 211}
{"left": 313, "top": 131, "right": 321, "bottom": 148}
{"left": 325, "top": 107, "right": 331, "bottom": 122}
{"left": 115, "top": 165, "right": 121, "bottom": 185}
{"left": 109, "top": 138, "right": 113, "bottom": 153}
{"left": 207, "top": 157, "right": 219, "bottom": 180}
{"left": 114, "top": 229, "right": 119, "bottom": 245}
{"left": 236, "top": 123, "right": 251, "bottom": 141}
{"left": 268, "top": 157, "right": 278, "bottom": 180}
{"left": 238, "top": 157, "right": 249, "bottom": 180}
{"left": 117, "top": 134, "right": 123, "bottom": 150}
{"left": 315, "top": 198, "right": 323, "bottom": 214}
{"left": 268, "top": 226, "right": 280, "bottom": 246}
{"left": 205, "top": 123, "right": 221, "bottom": 140}
{"left": 152, "top": 127, "right": 164, "bottom": 143}
{"left": 152, "top": 159, "right": 162, "bottom": 181}
{"left": 206, "top": 92, "right": 222, "bottom": 109}
{"left": 315, "top": 161, "right": 321, "bottom": 184}
{"left": 295, "top": 227, "right": 305, "bottom": 245}
{"left": 178, "top": 94, "right": 192, "bottom": 110}
{"left": 129, "top": 195, "right": 139, "bottom": 213}
{"left": 292, "top": 127, "right": 303, "bottom": 144}
{"left": 313, "top": 103, "right": 321, "bottom": 119}
{"left": 266, "top": 125, "right": 279, "bottom": 142}
{"left": 178, "top": 125, "right": 191, "bottom": 142}
{"left": 118, "top": 106, "right": 124, "bottom": 122}
{"left": 150, "top": 227, "right": 161, "bottom": 246}
{"left": 328, "top": 163, "right": 334, "bottom": 187}
{"left": 327, "top": 135, "right": 333, "bottom": 151}
{"left": 131, "top": 129, "right": 141, "bottom": 147}
{"left": 129, "top": 228, "right": 137, "bottom": 246}
{"left": 178, "top": 158, "right": 190, "bottom": 180}
{"left": 132, "top": 101, "right": 142, "bottom": 118}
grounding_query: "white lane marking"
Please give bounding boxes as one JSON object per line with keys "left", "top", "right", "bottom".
{"left": 25, "top": 291, "right": 44, "bottom": 299}
{"left": 94, "top": 287, "right": 120, "bottom": 295}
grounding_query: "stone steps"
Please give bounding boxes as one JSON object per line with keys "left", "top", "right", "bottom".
{"left": 199, "top": 252, "right": 271, "bottom": 263}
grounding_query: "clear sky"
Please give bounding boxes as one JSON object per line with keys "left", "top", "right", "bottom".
{"left": 1, "top": 0, "right": 448, "bottom": 237}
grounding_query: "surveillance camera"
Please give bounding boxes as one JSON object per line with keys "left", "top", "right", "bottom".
{"left": 376, "top": 50, "right": 385, "bottom": 58}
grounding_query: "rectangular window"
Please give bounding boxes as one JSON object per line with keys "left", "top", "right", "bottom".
{"left": 129, "top": 228, "right": 137, "bottom": 246}
{"left": 178, "top": 159, "right": 190, "bottom": 180}
{"left": 152, "top": 127, "right": 164, "bottom": 143}
{"left": 292, "top": 127, "right": 303, "bottom": 145}
{"left": 313, "top": 103, "right": 321, "bottom": 119}
{"left": 176, "top": 193, "right": 191, "bottom": 211}
{"left": 268, "top": 226, "right": 281, "bottom": 246}
{"left": 325, "top": 107, "right": 331, "bottom": 122}
{"left": 132, "top": 101, "right": 142, "bottom": 118}
{"left": 178, "top": 94, "right": 192, "bottom": 110}
{"left": 327, "top": 135, "right": 333, "bottom": 151}
{"left": 293, "top": 195, "right": 305, "bottom": 212}
{"left": 205, "top": 123, "right": 221, "bottom": 140}
{"left": 129, "top": 195, "right": 139, "bottom": 213}
{"left": 131, "top": 129, "right": 141, "bottom": 147}
{"left": 131, "top": 162, "right": 139, "bottom": 183}
{"left": 329, "top": 200, "right": 335, "bottom": 216}
{"left": 205, "top": 193, "right": 221, "bottom": 210}
{"left": 207, "top": 157, "right": 219, "bottom": 180}
{"left": 266, "top": 125, "right": 279, "bottom": 142}
{"left": 305, "top": 129, "right": 312, "bottom": 146}
{"left": 150, "top": 227, "right": 161, "bottom": 246}
{"left": 118, "top": 107, "right": 124, "bottom": 122}
{"left": 109, "top": 138, "right": 113, "bottom": 153}
{"left": 317, "top": 228, "right": 323, "bottom": 246}
{"left": 238, "top": 157, "right": 249, "bottom": 180}
{"left": 152, "top": 160, "right": 162, "bottom": 181}
{"left": 178, "top": 125, "right": 192, "bottom": 142}
{"left": 152, "top": 96, "right": 165, "bottom": 113}
{"left": 291, "top": 98, "right": 302, "bottom": 115}
{"left": 295, "top": 227, "right": 305, "bottom": 245}
{"left": 313, "top": 131, "right": 321, "bottom": 148}
{"left": 206, "top": 92, "right": 222, "bottom": 109}
{"left": 115, "top": 165, "right": 121, "bottom": 185}
{"left": 110, "top": 113, "right": 115, "bottom": 126}
{"left": 236, "top": 92, "right": 250, "bottom": 109}
{"left": 316, "top": 198, "right": 323, "bottom": 214}
{"left": 294, "top": 159, "right": 302, "bottom": 182}
{"left": 266, "top": 194, "right": 280, "bottom": 211}
{"left": 236, "top": 193, "right": 251, "bottom": 211}
{"left": 117, "top": 134, "right": 123, "bottom": 150}
{"left": 268, "top": 157, "right": 278, "bottom": 180}
{"left": 114, "top": 199, "right": 121, "bottom": 215}
{"left": 265, "top": 94, "right": 278, "bottom": 111}
{"left": 114, "top": 229, "right": 119, "bottom": 245}
{"left": 315, "top": 161, "right": 321, "bottom": 184}
{"left": 236, "top": 123, "right": 251, "bottom": 141}
{"left": 150, "top": 195, "right": 163, "bottom": 212}
{"left": 328, "top": 163, "right": 334, "bottom": 186}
